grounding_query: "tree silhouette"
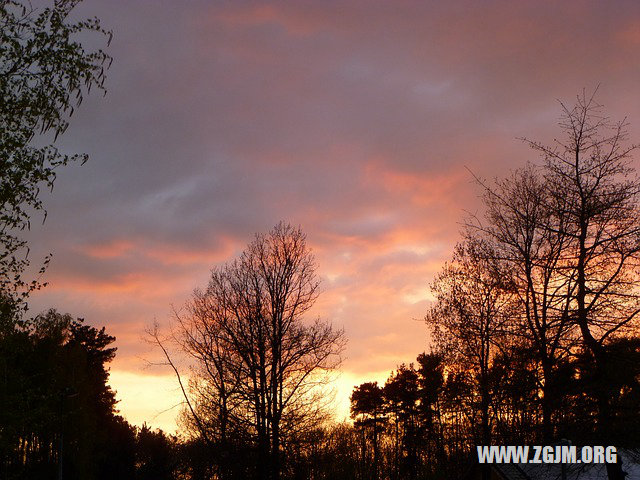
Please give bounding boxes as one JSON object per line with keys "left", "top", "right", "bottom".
{"left": 527, "top": 91, "right": 640, "bottom": 480}
{"left": 426, "top": 237, "right": 513, "bottom": 451}
{"left": 470, "top": 165, "right": 578, "bottom": 441}
{"left": 0, "top": 310, "right": 136, "bottom": 479}
{"left": 346, "top": 93, "right": 640, "bottom": 480}
{"left": 135, "top": 424, "right": 179, "bottom": 480}
{"left": 415, "top": 353, "right": 446, "bottom": 475}
{"left": 384, "top": 364, "right": 420, "bottom": 479}
{"left": 158, "top": 222, "right": 346, "bottom": 480}
{"left": 350, "top": 381, "right": 386, "bottom": 479}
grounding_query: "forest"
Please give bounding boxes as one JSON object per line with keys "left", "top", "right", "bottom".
{"left": 2, "top": 1, "right": 640, "bottom": 480}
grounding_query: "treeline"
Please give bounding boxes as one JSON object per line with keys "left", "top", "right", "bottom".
{"left": 1, "top": 309, "right": 153, "bottom": 478}
{"left": 351, "top": 93, "right": 640, "bottom": 480}
{"left": 349, "top": 345, "right": 640, "bottom": 479}
{"left": 152, "top": 92, "right": 640, "bottom": 480}
{"left": 3, "top": 4, "right": 640, "bottom": 475}
{"left": 0, "top": 307, "right": 227, "bottom": 480}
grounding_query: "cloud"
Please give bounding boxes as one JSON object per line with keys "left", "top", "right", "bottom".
{"left": 24, "top": 0, "right": 640, "bottom": 430}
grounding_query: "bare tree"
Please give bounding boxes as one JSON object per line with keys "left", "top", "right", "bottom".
{"left": 526, "top": 91, "right": 640, "bottom": 480}
{"left": 535, "top": 91, "right": 640, "bottom": 355}
{"left": 469, "top": 165, "right": 577, "bottom": 441}
{"left": 426, "top": 237, "right": 513, "bottom": 451}
{"left": 166, "top": 222, "right": 345, "bottom": 480}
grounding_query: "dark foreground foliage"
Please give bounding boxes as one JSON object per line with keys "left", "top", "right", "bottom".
{"left": 0, "top": 310, "right": 131, "bottom": 479}
{"left": 0, "top": 309, "right": 185, "bottom": 480}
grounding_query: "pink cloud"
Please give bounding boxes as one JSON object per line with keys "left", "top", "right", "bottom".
{"left": 24, "top": 0, "right": 640, "bottom": 432}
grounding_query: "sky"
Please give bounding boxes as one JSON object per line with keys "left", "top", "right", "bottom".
{"left": 24, "top": 0, "right": 640, "bottom": 433}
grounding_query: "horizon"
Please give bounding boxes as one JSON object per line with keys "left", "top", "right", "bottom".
{"left": 21, "top": 0, "right": 640, "bottom": 435}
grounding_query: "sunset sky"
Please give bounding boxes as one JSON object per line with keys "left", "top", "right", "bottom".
{"left": 24, "top": 1, "right": 640, "bottom": 433}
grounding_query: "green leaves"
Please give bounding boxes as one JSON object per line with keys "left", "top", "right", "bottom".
{"left": 0, "top": 0, "right": 111, "bottom": 315}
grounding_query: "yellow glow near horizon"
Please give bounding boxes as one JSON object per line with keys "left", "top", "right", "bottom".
{"left": 109, "top": 370, "right": 185, "bottom": 434}
{"left": 109, "top": 368, "right": 395, "bottom": 434}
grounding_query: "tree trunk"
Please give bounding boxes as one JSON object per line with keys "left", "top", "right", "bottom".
{"left": 271, "top": 421, "right": 280, "bottom": 480}
{"left": 540, "top": 360, "right": 553, "bottom": 442}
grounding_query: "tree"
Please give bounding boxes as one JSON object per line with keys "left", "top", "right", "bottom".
{"left": 285, "top": 423, "right": 360, "bottom": 480}
{"left": 414, "top": 352, "right": 445, "bottom": 475}
{"left": 465, "top": 90, "right": 640, "bottom": 480}
{"left": 426, "top": 237, "right": 515, "bottom": 480}
{"left": 526, "top": 91, "right": 640, "bottom": 480}
{"left": 162, "top": 222, "right": 345, "bottom": 480}
{"left": 536, "top": 92, "right": 640, "bottom": 358}
{"left": 571, "top": 337, "right": 640, "bottom": 445}
{"left": 383, "top": 364, "right": 419, "bottom": 480}
{"left": 348, "top": 352, "right": 480, "bottom": 479}
{"left": 0, "top": 0, "right": 111, "bottom": 316}
{"left": 471, "top": 165, "right": 577, "bottom": 441}
{"left": 135, "top": 424, "right": 179, "bottom": 480}
{"left": 0, "top": 309, "right": 136, "bottom": 479}
{"left": 426, "top": 237, "right": 513, "bottom": 449}
{"left": 490, "top": 342, "right": 545, "bottom": 444}
{"left": 350, "top": 381, "right": 386, "bottom": 480}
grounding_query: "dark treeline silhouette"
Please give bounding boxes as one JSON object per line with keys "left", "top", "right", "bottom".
{"left": 351, "top": 91, "right": 640, "bottom": 480}
{"left": 0, "top": 307, "right": 231, "bottom": 480}
{"left": 142, "top": 94, "right": 640, "bottom": 480}
{"left": 3, "top": 2, "right": 640, "bottom": 477}
{"left": 349, "top": 345, "right": 640, "bottom": 479}
{"left": 1, "top": 309, "right": 142, "bottom": 478}
{"left": 4, "top": 88, "right": 640, "bottom": 479}
{"left": 1, "top": 2, "right": 123, "bottom": 477}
